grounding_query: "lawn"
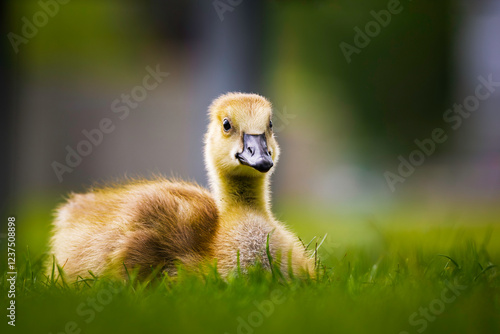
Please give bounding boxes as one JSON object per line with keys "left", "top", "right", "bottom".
{"left": 1, "top": 199, "right": 499, "bottom": 334}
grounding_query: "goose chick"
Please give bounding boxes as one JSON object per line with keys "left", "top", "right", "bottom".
{"left": 205, "top": 92, "right": 313, "bottom": 277}
{"left": 48, "top": 92, "right": 313, "bottom": 280}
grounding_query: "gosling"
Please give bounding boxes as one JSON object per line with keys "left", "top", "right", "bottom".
{"left": 48, "top": 92, "right": 313, "bottom": 280}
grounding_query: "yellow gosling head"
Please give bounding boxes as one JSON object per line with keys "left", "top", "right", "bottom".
{"left": 205, "top": 92, "right": 280, "bottom": 180}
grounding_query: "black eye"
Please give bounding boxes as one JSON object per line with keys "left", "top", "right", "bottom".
{"left": 223, "top": 118, "right": 231, "bottom": 131}
{"left": 269, "top": 120, "right": 273, "bottom": 129}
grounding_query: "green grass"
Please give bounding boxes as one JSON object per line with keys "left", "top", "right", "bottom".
{"left": 2, "top": 201, "right": 500, "bottom": 334}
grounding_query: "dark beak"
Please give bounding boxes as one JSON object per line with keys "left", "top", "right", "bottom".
{"left": 236, "top": 134, "right": 274, "bottom": 173}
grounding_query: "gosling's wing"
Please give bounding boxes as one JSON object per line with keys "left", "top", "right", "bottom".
{"left": 120, "top": 180, "right": 219, "bottom": 276}
{"left": 49, "top": 178, "right": 219, "bottom": 279}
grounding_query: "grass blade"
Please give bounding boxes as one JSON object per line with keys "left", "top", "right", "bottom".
{"left": 437, "top": 254, "right": 460, "bottom": 269}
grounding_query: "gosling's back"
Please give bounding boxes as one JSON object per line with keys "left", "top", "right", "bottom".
{"left": 49, "top": 178, "right": 219, "bottom": 279}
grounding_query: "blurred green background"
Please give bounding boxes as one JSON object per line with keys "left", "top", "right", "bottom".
{"left": 2, "top": 0, "right": 499, "bottom": 252}
{"left": 1, "top": 0, "right": 500, "bottom": 333}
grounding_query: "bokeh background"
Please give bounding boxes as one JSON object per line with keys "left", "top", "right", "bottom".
{"left": 1, "top": 0, "right": 500, "bottom": 255}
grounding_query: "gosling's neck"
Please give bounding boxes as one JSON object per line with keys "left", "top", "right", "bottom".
{"left": 210, "top": 170, "right": 272, "bottom": 220}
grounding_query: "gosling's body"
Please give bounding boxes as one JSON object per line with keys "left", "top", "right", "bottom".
{"left": 49, "top": 92, "right": 313, "bottom": 280}
{"left": 50, "top": 179, "right": 218, "bottom": 278}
